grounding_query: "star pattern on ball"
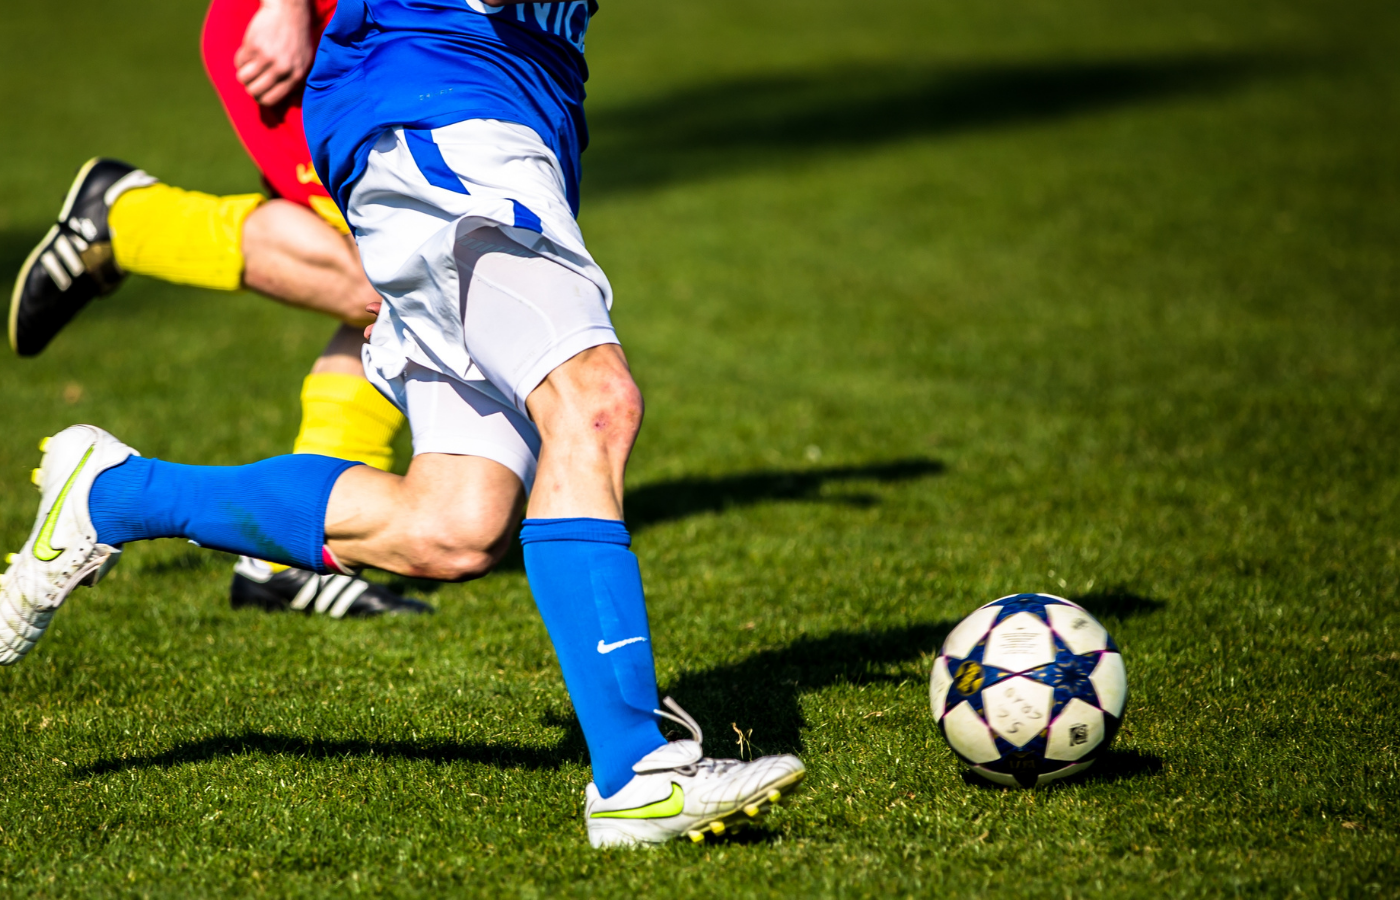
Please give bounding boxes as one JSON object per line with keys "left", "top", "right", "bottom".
{"left": 930, "top": 593, "right": 1128, "bottom": 787}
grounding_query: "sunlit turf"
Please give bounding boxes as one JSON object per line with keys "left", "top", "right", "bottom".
{"left": 1, "top": 0, "right": 1398, "bottom": 896}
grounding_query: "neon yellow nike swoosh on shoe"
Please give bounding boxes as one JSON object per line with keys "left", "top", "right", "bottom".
{"left": 32, "top": 444, "right": 94, "bottom": 562}
{"left": 590, "top": 783, "right": 684, "bottom": 820}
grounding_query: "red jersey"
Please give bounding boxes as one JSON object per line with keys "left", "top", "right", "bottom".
{"left": 201, "top": 0, "right": 347, "bottom": 230}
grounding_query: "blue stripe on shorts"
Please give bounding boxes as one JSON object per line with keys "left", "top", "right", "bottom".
{"left": 404, "top": 130, "right": 470, "bottom": 195}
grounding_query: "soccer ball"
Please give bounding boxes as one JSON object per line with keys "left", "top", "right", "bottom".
{"left": 930, "top": 593, "right": 1127, "bottom": 788}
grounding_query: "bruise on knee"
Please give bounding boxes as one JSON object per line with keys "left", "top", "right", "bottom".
{"left": 531, "top": 345, "right": 643, "bottom": 446}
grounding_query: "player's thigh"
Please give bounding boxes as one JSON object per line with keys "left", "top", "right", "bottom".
{"left": 400, "top": 369, "right": 534, "bottom": 541}
{"left": 456, "top": 226, "right": 619, "bottom": 413}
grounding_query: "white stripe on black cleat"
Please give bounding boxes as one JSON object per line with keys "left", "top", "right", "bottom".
{"left": 230, "top": 557, "right": 434, "bottom": 618}
{"left": 9, "top": 158, "right": 156, "bottom": 356}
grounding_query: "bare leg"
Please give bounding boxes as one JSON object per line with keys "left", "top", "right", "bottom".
{"left": 241, "top": 199, "right": 378, "bottom": 327}
{"left": 325, "top": 455, "right": 525, "bottom": 580}
{"left": 309, "top": 322, "right": 370, "bottom": 376}
{"left": 524, "top": 344, "right": 641, "bottom": 520}
{"left": 322, "top": 344, "right": 642, "bottom": 578}
{"left": 245, "top": 201, "right": 377, "bottom": 376}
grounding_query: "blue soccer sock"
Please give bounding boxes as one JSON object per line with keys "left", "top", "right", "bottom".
{"left": 520, "top": 518, "right": 668, "bottom": 797}
{"left": 89, "top": 454, "right": 362, "bottom": 573}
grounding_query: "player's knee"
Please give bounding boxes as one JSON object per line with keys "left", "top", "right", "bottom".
{"left": 531, "top": 345, "right": 644, "bottom": 454}
{"left": 568, "top": 357, "right": 644, "bottom": 451}
{"left": 587, "top": 375, "right": 644, "bottom": 450}
{"left": 243, "top": 199, "right": 361, "bottom": 276}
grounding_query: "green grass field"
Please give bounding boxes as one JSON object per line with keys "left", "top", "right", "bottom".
{"left": 3, "top": 0, "right": 1399, "bottom": 896}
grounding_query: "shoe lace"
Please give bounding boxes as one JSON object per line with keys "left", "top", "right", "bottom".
{"left": 687, "top": 757, "right": 744, "bottom": 777}
{"left": 651, "top": 697, "right": 744, "bottom": 777}
{"left": 654, "top": 695, "right": 703, "bottom": 744}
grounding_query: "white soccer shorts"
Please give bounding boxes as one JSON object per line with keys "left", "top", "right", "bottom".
{"left": 346, "top": 119, "right": 619, "bottom": 492}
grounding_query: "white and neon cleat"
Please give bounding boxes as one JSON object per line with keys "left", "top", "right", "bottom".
{"left": 0, "top": 425, "right": 137, "bottom": 665}
{"left": 583, "top": 697, "right": 806, "bottom": 849}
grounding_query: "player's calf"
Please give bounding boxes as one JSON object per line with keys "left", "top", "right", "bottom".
{"left": 323, "top": 455, "right": 524, "bottom": 581}
{"left": 395, "top": 514, "right": 510, "bottom": 582}
{"left": 242, "top": 200, "right": 380, "bottom": 327}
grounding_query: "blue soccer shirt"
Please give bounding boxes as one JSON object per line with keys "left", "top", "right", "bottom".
{"left": 304, "top": 0, "right": 597, "bottom": 216}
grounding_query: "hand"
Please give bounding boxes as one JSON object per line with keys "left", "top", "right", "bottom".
{"left": 235, "top": 0, "right": 315, "bottom": 107}
{"left": 364, "top": 300, "right": 382, "bottom": 339}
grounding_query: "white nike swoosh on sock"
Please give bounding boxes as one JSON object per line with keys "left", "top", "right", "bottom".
{"left": 597, "top": 637, "right": 647, "bottom": 654}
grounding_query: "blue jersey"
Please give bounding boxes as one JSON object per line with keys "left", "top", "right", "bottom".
{"left": 304, "top": 0, "right": 597, "bottom": 217}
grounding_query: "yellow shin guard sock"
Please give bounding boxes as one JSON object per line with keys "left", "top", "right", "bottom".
{"left": 292, "top": 373, "right": 406, "bottom": 472}
{"left": 108, "top": 184, "right": 264, "bottom": 290}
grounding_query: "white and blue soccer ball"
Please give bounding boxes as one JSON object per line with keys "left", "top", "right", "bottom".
{"left": 930, "top": 593, "right": 1128, "bottom": 788}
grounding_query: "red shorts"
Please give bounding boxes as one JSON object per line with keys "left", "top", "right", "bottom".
{"left": 201, "top": 0, "right": 343, "bottom": 226}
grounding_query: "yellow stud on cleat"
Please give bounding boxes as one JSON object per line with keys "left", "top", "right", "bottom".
{"left": 39, "top": 437, "right": 50, "bottom": 452}
{"left": 5, "top": 553, "right": 15, "bottom": 565}
{"left": 687, "top": 830, "right": 705, "bottom": 843}
{"left": 744, "top": 803, "right": 761, "bottom": 818}
{"left": 30, "top": 468, "right": 43, "bottom": 486}
{"left": 767, "top": 789, "right": 782, "bottom": 803}
{"left": 709, "top": 821, "right": 725, "bottom": 835}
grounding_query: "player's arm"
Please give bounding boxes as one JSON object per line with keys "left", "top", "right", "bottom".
{"left": 234, "top": 0, "right": 316, "bottom": 107}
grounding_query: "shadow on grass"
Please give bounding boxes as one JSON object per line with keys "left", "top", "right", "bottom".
{"left": 662, "top": 621, "right": 953, "bottom": 756}
{"left": 0, "top": 55, "right": 1274, "bottom": 297}
{"left": 136, "top": 546, "right": 231, "bottom": 575}
{"left": 0, "top": 56, "right": 1267, "bottom": 300}
{"left": 958, "top": 747, "right": 1164, "bottom": 790}
{"left": 701, "top": 828, "right": 783, "bottom": 847}
{"left": 585, "top": 54, "right": 1283, "bottom": 198}
{"left": 71, "top": 731, "right": 573, "bottom": 779}
{"left": 1068, "top": 589, "right": 1166, "bottom": 621}
{"left": 492, "top": 458, "right": 944, "bottom": 572}
{"left": 371, "top": 573, "right": 447, "bottom": 598}
{"left": 0, "top": 230, "right": 35, "bottom": 292}
{"left": 626, "top": 459, "right": 944, "bottom": 530}
{"left": 1086, "top": 748, "right": 1164, "bottom": 783}
{"left": 69, "top": 622, "right": 948, "bottom": 778}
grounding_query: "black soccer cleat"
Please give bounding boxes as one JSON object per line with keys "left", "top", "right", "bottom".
{"left": 8, "top": 157, "right": 156, "bottom": 357}
{"left": 230, "top": 557, "right": 435, "bottom": 618}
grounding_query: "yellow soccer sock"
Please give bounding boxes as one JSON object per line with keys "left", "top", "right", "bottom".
{"left": 108, "top": 184, "right": 264, "bottom": 290}
{"left": 292, "top": 372, "right": 406, "bottom": 472}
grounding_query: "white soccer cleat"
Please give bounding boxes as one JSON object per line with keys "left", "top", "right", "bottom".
{"left": 0, "top": 425, "right": 137, "bottom": 665}
{"left": 583, "top": 697, "right": 806, "bottom": 849}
